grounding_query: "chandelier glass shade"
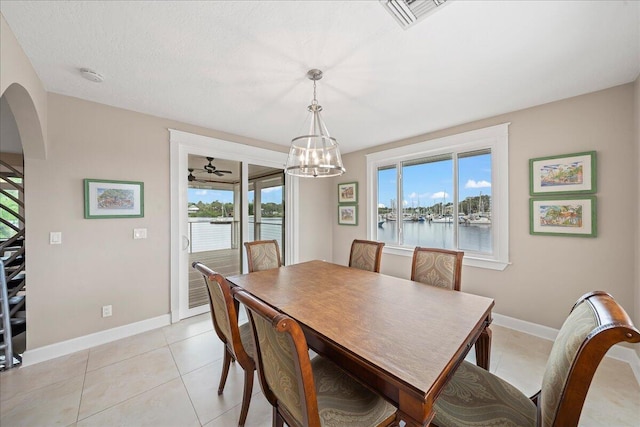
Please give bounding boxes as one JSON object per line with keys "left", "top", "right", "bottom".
{"left": 285, "top": 69, "right": 345, "bottom": 178}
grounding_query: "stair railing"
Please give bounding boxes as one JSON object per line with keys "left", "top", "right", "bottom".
{"left": 0, "top": 261, "right": 14, "bottom": 370}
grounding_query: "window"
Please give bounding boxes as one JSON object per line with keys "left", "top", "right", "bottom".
{"left": 248, "top": 172, "right": 285, "bottom": 253}
{"left": 367, "top": 124, "right": 509, "bottom": 270}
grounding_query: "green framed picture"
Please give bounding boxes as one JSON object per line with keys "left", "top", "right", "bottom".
{"left": 529, "top": 151, "right": 596, "bottom": 196}
{"left": 84, "top": 179, "right": 144, "bottom": 219}
{"left": 338, "top": 205, "right": 358, "bottom": 226}
{"left": 529, "top": 196, "right": 596, "bottom": 237}
{"left": 338, "top": 182, "right": 357, "bottom": 204}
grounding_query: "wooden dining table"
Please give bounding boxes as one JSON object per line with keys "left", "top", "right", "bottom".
{"left": 227, "top": 260, "right": 494, "bottom": 426}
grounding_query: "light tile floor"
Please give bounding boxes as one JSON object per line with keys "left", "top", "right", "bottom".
{"left": 1, "top": 315, "right": 638, "bottom": 426}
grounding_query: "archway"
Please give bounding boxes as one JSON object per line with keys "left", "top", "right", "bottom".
{"left": 2, "top": 83, "right": 46, "bottom": 160}
{"left": 0, "top": 83, "right": 46, "bottom": 369}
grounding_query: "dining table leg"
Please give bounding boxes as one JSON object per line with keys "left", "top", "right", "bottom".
{"left": 475, "top": 325, "right": 492, "bottom": 370}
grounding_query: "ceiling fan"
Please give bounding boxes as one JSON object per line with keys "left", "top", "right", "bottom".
{"left": 202, "top": 157, "right": 232, "bottom": 176}
{"left": 187, "top": 157, "right": 233, "bottom": 183}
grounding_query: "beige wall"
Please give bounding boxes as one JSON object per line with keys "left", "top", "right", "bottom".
{"left": 333, "top": 84, "right": 638, "bottom": 330}
{"left": 297, "top": 178, "right": 334, "bottom": 263}
{"left": 26, "top": 93, "right": 330, "bottom": 349}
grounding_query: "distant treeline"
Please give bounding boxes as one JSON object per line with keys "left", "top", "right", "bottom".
{"left": 189, "top": 200, "right": 283, "bottom": 218}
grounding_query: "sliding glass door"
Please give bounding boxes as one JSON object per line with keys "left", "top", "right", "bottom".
{"left": 180, "top": 155, "right": 285, "bottom": 318}
{"left": 170, "top": 129, "right": 294, "bottom": 322}
{"left": 247, "top": 167, "right": 285, "bottom": 260}
{"left": 186, "top": 155, "right": 241, "bottom": 310}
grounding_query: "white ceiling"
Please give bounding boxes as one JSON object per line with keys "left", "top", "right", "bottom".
{"left": 1, "top": 1, "right": 638, "bottom": 154}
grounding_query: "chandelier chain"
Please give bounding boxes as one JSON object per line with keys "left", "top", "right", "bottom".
{"left": 312, "top": 79, "right": 318, "bottom": 106}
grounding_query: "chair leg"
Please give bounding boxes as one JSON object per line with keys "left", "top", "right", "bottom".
{"left": 218, "top": 347, "right": 232, "bottom": 395}
{"left": 238, "top": 368, "right": 254, "bottom": 427}
{"left": 273, "top": 407, "right": 284, "bottom": 427}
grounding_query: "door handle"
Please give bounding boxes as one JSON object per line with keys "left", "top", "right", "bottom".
{"left": 182, "top": 235, "right": 190, "bottom": 251}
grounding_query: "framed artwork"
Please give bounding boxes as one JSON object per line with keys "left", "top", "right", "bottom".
{"left": 84, "top": 179, "right": 144, "bottom": 219}
{"left": 338, "top": 205, "right": 358, "bottom": 226}
{"left": 338, "top": 182, "right": 358, "bottom": 204}
{"left": 529, "top": 151, "right": 596, "bottom": 195}
{"left": 529, "top": 196, "right": 596, "bottom": 237}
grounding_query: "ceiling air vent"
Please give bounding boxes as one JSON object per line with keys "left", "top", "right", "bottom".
{"left": 381, "top": 0, "right": 450, "bottom": 30}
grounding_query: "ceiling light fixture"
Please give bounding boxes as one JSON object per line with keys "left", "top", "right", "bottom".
{"left": 285, "top": 69, "right": 345, "bottom": 178}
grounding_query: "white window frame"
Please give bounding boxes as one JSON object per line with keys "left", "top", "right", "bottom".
{"left": 366, "top": 123, "right": 510, "bottom": 271}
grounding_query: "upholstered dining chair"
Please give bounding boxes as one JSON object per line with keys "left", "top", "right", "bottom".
{"left": 349, "top": 239, "right": 385, "bottom": 273}
{"left": 234, "top": 288, "right": 399, "bottom": 427}
{"left": 410, "top": 247, "right": 464, "bottom": 290}
{"left": 244, "top": 240, "right": 282, "bottom": 273}
{"left": 430, "top": 291, "right": 640, "bottom": 427}
{"left": 192, "top": 262, "right": 255, "bottom": 427}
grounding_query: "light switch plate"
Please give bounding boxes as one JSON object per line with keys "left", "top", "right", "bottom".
{"left": 133, "top": 228, "right": 147, "bottom": 239}
{"left": 50, "top": 232, "right": 62, "bottom": 244}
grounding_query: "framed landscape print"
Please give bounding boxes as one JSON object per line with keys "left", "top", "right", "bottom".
{"left": 338, "top": 205, "right": 358, "bottom": 226}
{"left": 84, "top": 179, "right": 144, "bottom": 219}
{"left": 529, "top": 196, "right": 596, "bottom": 237}
{"left": 529, "top": 151, "right": 596, "bottom": 195}
{"left": 338, "top": 182, "right": 358, "bottom": 204}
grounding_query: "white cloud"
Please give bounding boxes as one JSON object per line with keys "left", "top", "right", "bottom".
{"left": 378, "top": 203, "right": 386, "bottom": 208}
{"left": 431, "top": 191, "right": 449, "bottom": 199}
{"left": 195, "top": 190, "right": 208, "bottom": 195}
{"left": 403, "top": 200, "right": 408, "bottom": 206}
{"left": 465, "top": 179, "right": 491, "bottom": 189}
{"left": 262, "top": 187, "right": 280, "bottom": 193}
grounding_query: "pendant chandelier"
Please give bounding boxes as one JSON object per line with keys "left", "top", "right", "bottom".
{"left": 285, "top": 69, "right": 345, "bottom": 178}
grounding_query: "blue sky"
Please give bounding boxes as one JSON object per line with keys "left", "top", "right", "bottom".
{"left": 378, "top": 154, "right": 491, "bottom": 208}
{"left": 188, "top": 186, "right": 283, "bottom": 204}
{"left": 188, "top": 154, "right": 489, "bottom": 208}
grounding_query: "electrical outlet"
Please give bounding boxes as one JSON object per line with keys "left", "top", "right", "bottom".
{"left": 102, "top": 305, "right": 112, "bottom": 317}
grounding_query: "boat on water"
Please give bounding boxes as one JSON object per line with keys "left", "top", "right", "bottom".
{"left": 465, "top": 191, "right": 491, "bottom": 225}
{"left": 464, "top": 213, "right": 491, "bottom": 225}
{"left": 468, "top": 216, "right": 491, "bottom": 225}
{"left": 432, "top": 215, "right": 454, "bottom": 223}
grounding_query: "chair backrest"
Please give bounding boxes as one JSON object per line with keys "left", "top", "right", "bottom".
{"left": 244, "top": 240, "right": 282, "bottom": 273}
{"left": 191, "top": 262, "right": 252, "bottom": 367}
{"left": 234, "top": 289, "right": 320, "bottom": 427}
{"left": 539, "top": 291, "right": 640, "bottom": 427}
{"left": 410, "top": 247, "right": 464, "bottom": 290}
{"left": 349, "top": 239, "right": 385, "bottom": 273}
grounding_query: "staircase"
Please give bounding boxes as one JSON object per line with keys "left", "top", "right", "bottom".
{"left": 0, "top": 158, "right": 26, "bottom": 370}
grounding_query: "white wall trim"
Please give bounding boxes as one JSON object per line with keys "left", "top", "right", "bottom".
{"left": 21, "top": 314, "right": 171, "bottom": 367}
{"left": 168, "top": 129, "right": 297, "bottom": 321}
{"left": 366, "top": 123, "right": 510, "bottom": 270}
{"left": 493, "top": 312, "right": 640, "bottom": 386}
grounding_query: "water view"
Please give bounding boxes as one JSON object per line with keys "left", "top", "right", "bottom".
{"left": 377, "top": 220, "right": 492, "bottom": 253}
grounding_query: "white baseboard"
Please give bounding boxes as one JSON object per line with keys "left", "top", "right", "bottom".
{"left": 493, "top": 312, "right": 640, "bottom": 386}
{"left": 21, "top": 314, "right": 171, "bottom": 367}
